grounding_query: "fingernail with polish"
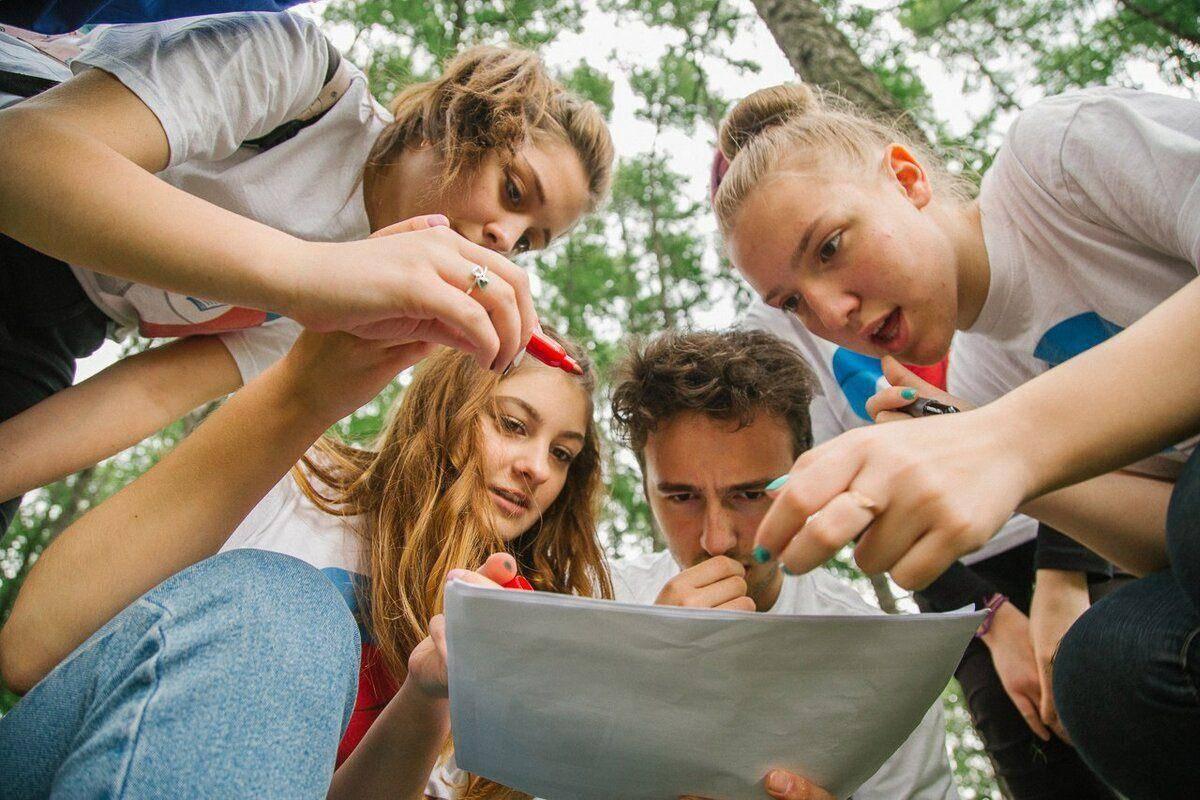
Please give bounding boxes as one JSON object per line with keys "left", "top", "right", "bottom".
{"left": 752, "top": 546, "right": 771, "bottom": 564}
{"left": 780, "top": 564, "right": 795, "bottom": 576}
{"left": 765, "top": 474, "right": 790, "bottom": 492}
{"left": 901, "top": 388, "right": 917, "bottom": 400}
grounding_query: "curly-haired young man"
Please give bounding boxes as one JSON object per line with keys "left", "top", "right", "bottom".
{"left": 609, "top": 329, "right": 957, "bottom": 800}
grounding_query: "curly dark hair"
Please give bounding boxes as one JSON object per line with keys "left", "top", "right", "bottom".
{"left": 610, "top": 329, "right": 817, "bottom": 464}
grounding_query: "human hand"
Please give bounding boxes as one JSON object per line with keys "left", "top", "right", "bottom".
{"left": 680, "top": 768, "right": 834, "bottom": 800}
{"left": 276, "top": 329, "right": 437, "bottom": 422}
{"left": 406, "top": 554, "right": 529, "bottom": 699}
{"left": 1029, "top": 569, "right": 1090, "bottom": 742}
{"left": 654, "top": 556, "right": 756, "bottom": 612}
{"left": 979, "top": 602, "right": 1053, "bottom": 742}
{"left": 286, "top": 216, "right": 537, "bottom": 371}
{"left": 752, "top": 390, "right": 1030, "bottom": 590}
{"left": 865, "top": 356, "right": 977, "bottom": 423}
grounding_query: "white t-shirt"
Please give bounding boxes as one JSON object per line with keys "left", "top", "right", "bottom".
{"left": 953, "top": 87, "right": 1200, "bottom": 473}
{"left": 61, "top": 12, "right": 387, "bottom": 382}
{"left": 609, "top": 550, "right": 959, "bottom": 800}
{"left": 743, "top": 299, "right": 1038, "bottom": 565}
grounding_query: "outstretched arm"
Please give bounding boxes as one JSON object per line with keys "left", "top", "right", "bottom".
{"left": 0, "top": 335, "right": 242, "bottom": 504}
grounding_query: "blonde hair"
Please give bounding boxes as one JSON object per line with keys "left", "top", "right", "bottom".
{"left": 293, "top": 331, "right": 612, "bottom": 800}
{"left": 371, "top": 45, "right": 614, "bottom": 210}
{"left": 713, "top": 83, "right": 972, "bottom": 237}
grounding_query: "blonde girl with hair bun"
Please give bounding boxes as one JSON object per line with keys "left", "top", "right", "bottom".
{"left": 0, "top": 11, "right": 613, "bottom": 532}
{"left": 717, "top": 79, "right": 1200, "bottom": 797}
{"left": 0, "top": 323, "right": 610, "bottom": 798}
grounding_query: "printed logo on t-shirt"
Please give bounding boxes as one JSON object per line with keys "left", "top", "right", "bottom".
{"left": 1033, "top": 312, "right": 1124, "bottom": 368}
{"left": 831, "top": 349, "right": 888, "bottom": 421}
{"left": 831, "top": 348, "right": 951, "bottom": 420}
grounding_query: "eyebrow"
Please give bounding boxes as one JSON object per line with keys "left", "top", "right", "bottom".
{"left": 764, "top": 216, "right": 824, "bottom": 308}
{"left": 655, "top": 479, "right": 775, "bottom": 494}
{"left": 496, "top": 395, "right": 585, "bottom": 442}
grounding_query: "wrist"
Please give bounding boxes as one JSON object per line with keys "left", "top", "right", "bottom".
{"left": 400, "top": 673, "right": 452, "bottom": 712}
{"left": 976, "top": 594, "right": 1012, "bottom": 645}
{"left": 257, "top": 354, "right": 345, "bottom": 430}
{"left": 271, "top": 239, "right": 330, "bottom": 326}
{"left": 971, "top": 402, "right": 1045, "bottom": 501}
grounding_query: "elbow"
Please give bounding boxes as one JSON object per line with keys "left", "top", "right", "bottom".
{"left": 0, "top": 617, "right": 48, "bottom": 696}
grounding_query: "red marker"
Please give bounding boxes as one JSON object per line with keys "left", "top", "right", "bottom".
{"left": 501, "top": 574, "right": 534, "bottom": 591}
{"left": 523, "top": 330, "right": 583, "bottom": 376}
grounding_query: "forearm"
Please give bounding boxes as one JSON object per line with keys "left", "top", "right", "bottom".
{"left": 0, "top": 105, "right": 299, "bottom": 313}
{"left": 997, "top": 278, "right": 1200, "bottom": 497}
{"left": 328, "top": 680, "right": 451, "bottom": 800}
{"left": 0, "top": 359, "right": 329, "bottom": 691}
{"left": 0, "top": 336, "right": 242, "bottom": 503}
{"left": 1020, "top": 471, "right": 1170, "bottom": 576}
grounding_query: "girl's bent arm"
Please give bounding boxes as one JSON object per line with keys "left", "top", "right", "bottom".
{"left": 0, "top": 333, "right": 431, "bottom": 693}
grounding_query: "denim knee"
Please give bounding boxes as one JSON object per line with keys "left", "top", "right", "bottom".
{"left": 150, "top": 549, "right": 361, "bottom": 696}
{"left": 1054, "top": 572, "right": 1200, "bottom": 799}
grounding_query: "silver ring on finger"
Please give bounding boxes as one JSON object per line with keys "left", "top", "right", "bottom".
{"left": 465, "top": 264, "right": 490, "bottom": 296}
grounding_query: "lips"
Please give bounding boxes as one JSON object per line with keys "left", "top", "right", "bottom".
{"left": 490, "top": 486, "right": 530, "bottom": 516}
{"left": 865, "top": 307, "right": 906, "bottom": 353}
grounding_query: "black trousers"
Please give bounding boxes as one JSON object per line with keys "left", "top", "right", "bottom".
{"left": 917, "top": 541, "right": 1120, "bottom": 800}
{"left": 0, "top": 235, "right": 109, "bottom": 532}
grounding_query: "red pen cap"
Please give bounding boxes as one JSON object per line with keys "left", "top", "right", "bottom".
{"left": 523, "top": 330, "right": 584, "bottom": 375}
{"left": 501, "top": 575, "right": 534, "bottom": 591}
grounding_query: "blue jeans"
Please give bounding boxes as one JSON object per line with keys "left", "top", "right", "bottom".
{"left": 0, "top": 549, "right": 360, "bottom": 798}
{"left": 1054, "top": 447, "right": 1200, "bottom": 800}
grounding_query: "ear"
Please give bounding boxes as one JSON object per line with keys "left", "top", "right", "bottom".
{"left": 883, "top": 144, "right": 932, "bottom": 209}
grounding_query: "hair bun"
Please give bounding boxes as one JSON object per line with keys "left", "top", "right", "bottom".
{"left": 718, "top": 83, "right": 817, "bottom": 160}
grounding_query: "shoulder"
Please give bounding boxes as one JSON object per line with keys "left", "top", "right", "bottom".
{"left": 608, "top": 550, "right": 680, "bottom": 604}
{"left": 999, "top": 88, "right": 1199, "bottom": 204}
{"left": 74, "top": 12, "right": 332, "bottom": 111}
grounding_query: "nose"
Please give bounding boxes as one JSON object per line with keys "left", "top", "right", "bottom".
{"left": 482, "top": 218, "right": 525, "bottom": 254}
{"left": 699, "top": 504, "right": 738, "bottom": 558}
{"left": 513, "top": 444, "right": 551, "bottom": 488}
{"left": 803, "top": 280, "right": 859, "bottom": 333}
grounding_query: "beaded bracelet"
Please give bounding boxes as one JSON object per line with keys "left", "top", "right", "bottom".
{"left": 974, "top": 593, "right": 1009, "bottom": 638}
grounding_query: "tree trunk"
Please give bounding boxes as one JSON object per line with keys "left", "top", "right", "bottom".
{"left": 747, "top": 0, "right": 928, "bottom": 144}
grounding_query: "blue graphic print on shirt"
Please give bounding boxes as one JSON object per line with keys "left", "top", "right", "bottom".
{"left": 831, "top": 348, "right": 886, "bottom": 421}
{"left": 1033, "top": 312, "right": 1125, "bottom": 368}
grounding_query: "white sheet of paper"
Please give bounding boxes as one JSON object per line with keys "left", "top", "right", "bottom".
{"left": 445, "top": 581, "right": 981, "bottom": 800}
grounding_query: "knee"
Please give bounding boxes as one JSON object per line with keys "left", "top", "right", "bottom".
{"left": 162, "top": 550, "right": 361, "bottom": 686}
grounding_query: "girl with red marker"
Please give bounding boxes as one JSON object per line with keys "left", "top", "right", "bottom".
{"left": 0, "top": 325, "right": 611, "bottom": 798}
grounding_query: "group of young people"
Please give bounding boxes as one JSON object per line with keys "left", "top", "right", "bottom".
{"left": 0, "top": 8, "right": 1195, "bottom": 800}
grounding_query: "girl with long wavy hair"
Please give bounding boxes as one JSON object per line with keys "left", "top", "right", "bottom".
{"left": 0, "top": 324, "right": 611, "bottom": 799}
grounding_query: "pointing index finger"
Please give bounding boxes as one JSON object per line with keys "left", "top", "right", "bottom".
{"left": 753, "top": 443, "right": 868, "bottom": 574}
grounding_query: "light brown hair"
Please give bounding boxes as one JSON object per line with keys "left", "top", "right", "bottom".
{"left": 611, "top": 329, "right": 817, "bottom": 464}
{"left": 294, "top": 331, "right": 612, "bottom": 800}
{"left": 712, "top": 83, "right": 973, "bottom": 238}
{"left": 371, "top": 45, "right": 614, "bottom": 210}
